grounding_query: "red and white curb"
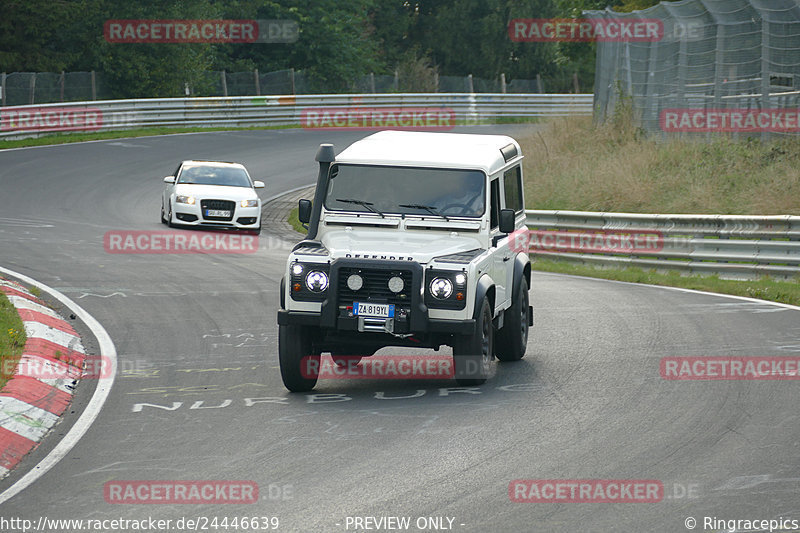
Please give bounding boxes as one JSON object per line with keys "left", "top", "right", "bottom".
{"left": 0, "top": 279, "right": 87, "bottom": 480}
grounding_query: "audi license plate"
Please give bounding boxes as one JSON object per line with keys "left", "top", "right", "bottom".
{"left": 206, "top": 209, "right": 230, "bottom": 217}
{"left": 353, "top": 302, "right": 394, "bottom": 318}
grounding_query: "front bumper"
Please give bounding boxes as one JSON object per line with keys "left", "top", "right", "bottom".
{"left": 281, "top": 258, "right": 475, "bottom": 336}
{"left": 173, "top": 201, "right": 260, "bottom": 228}
{"left": 277, "top": 309, "right": 476, "bottom": 335}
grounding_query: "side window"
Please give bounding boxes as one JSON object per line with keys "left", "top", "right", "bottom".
{"left": 490, "top": 178, "right": 500, "bottom": 229}
{"left": 503, "top": 166, "right": 524, "bottom": 213}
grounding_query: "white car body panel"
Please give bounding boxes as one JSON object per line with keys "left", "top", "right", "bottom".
{"left": 161, "top": 160, "right": 263, "bottom": 231}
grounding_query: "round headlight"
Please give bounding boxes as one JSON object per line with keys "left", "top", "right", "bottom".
{"left": 388, "top": 276, "right": 404, "bottom": 294}
{"left": 454, "top": 273, "right": 467, "bottom": 285}
{"left": 429, "top": 277, "right": 453, "bottom": 299}
{"left": 291, "top": 263, "right": 304, "bottom": 276}
{"left": 347, "top": 273, "right": 363, "bottom": 291}
{"left": 305, "top": 271, "right": 329, "bottom": 292}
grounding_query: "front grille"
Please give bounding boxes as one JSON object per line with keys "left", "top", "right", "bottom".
{"left": 200, "top": 199, "right": 235, "bottom": 221}
{"left": 338, "top": 268, "right": 413, "bottom": 306}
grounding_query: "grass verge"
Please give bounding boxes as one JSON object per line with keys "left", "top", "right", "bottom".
{"left": 518, "top": 115, "right": 800, "bottom": 215}
{"left": 288, "top": 207, "right": 306, "bottom": 234}
{"left": 533, "top": 258, "right": 800, "bottom": 307}
{"left": 0, "top": 288, "right": 27, "bottom": 390}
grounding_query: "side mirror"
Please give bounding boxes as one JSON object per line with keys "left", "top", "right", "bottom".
{"left": 298, "top": 199, "right": 312, "bottom": 227}
{"left": 163, "top": 176, "right": 175, "bottom": 184}
{"left": 253, "top": 180, "right": 265, "bottom": 189}
{"left": 499, "top": 208, "right": 516, "bottom": 234}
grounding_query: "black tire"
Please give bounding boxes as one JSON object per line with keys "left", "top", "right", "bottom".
{"left": 166, "top": 201, "right": 177, "bottom": 228}
{"left": 495, "top": 277, "right": 530, "bottom": 362}
{"left": 160, "top": 202, "right": 167, "bottom": 225}
{"left": 452, "top": 298, "right": 493, "bottom": 386}
{"left": 279, "top": 324, "right": 319, "bottom": 392}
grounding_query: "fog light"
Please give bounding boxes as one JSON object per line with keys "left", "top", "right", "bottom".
{"left": 388, "top": 276, "right": 404, "bottom": 293}
{"left": 347, "top": 274, "right": 363, "bottom": 291}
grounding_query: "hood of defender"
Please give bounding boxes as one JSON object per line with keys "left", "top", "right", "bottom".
{"left": 318, "top": 226, "right": 483, "bottom": 264}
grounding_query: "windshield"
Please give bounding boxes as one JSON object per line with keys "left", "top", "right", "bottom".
{"left": 324, "top": 164, "right": 485, "bottom": 218}
{"left": 177, "top": 165, "right": 251, "bottom": 187}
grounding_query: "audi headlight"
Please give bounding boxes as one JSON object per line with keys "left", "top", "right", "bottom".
{"left": 175, "top": 195, "right": 195, "bottom": 205}
{"left": 241, "top": 199, "right": 258, "bottom": 208}
{"left": 429, "top": 277, "right": 453, "bottom": 299}
{"left": 305, "top": 270, "right": 329, "bottom": 292}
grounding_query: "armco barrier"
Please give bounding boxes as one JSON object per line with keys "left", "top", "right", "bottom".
{"left": 526, "top": 210, "right": 800, "bottom": 280}
{"left": 0, "top": 93, "right": 593, "bottom": 138}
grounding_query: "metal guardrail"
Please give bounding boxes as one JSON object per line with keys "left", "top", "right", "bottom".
{"left": 0, "top": 93, "right": 593, "bottom": 139}
{"left": 525, "top": 210, "right": 800, "bottom": 280}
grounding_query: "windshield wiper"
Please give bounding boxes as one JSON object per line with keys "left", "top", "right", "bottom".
{"left": 335, "top": 198, "right": 385, "bottom": 218}
{"left": 398, "top": 203, "right": 450, "bottom": 221}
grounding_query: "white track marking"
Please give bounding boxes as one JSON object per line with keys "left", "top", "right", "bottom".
{"left": 536, "top": 271, "right": 800, "bottom": 312}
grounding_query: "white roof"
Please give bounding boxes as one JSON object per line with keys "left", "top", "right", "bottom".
{"left": 182, "top": 160, "right": 245, "bottom": 169}
{"left": 335, "top": 131, "right": 521, "bottom": 175}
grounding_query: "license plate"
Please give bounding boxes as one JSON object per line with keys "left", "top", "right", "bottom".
{"left": 206, "top": 209, "right": 230, "bottom": 217}
{"left": 353, "top": 302, "right": 394, "bottom": 318}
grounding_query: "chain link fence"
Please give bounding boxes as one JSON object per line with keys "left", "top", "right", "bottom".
{"left": 1, "top": 68, "right": 577, "bottom": 106}
{"left": 589, "top": 0, "right": 800, "bottom": 140}
{"left": 0, "top": 72, "right": 113, "bottom": 106}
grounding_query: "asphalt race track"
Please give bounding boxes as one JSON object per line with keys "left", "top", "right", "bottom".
{"left": 1, "top": 126, "right": 799, "bottom": 532}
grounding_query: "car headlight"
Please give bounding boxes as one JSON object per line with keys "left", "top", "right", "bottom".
{"left": 241, "top": 199, "right": 258, "bottom": 208}
{"left": 289, "top": 261, "right": 329, "bottom": 301}
{"left": 305, "top": 271, "right": 329, "bottom": 292}
{"left": 429, "top": 277, "right": 453, "bottom": 299}
{"left": 175, "top": 195, "right": 195, "bottom": 205}
{"left": 425, "top": 270, "right": 467, "bottom": 309}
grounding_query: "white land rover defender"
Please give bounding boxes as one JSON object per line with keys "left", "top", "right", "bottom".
{"left": 277, "top": 131, "right": 533, "bottom": 392}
